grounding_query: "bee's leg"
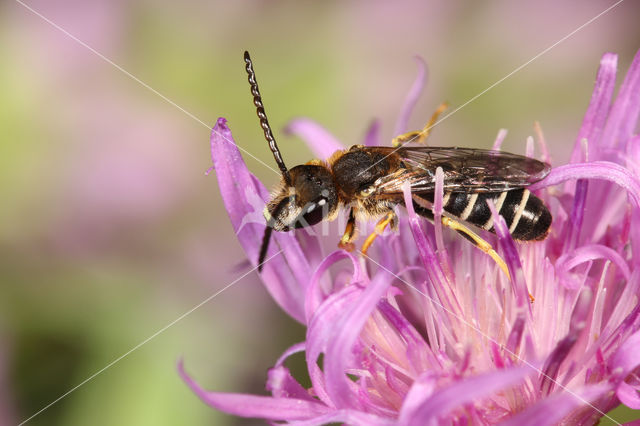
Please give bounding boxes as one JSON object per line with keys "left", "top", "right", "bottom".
{"left": 338, "top": 208, "right": 357, "bottom": 252}
{"left": 392, "top": 102, "right": 449, "bottom": 147}
{"left": 361, "top": 211, "right": 397, "bottom": 255}
{"left": 440, "top": 216, "right": 511, "bottom": 281}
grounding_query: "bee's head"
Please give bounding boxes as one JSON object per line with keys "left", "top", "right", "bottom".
{"left": 265, "top": 164, "right": 338, "bottom": 231}
{"left": 243, "top": 51, "right": 338, "bottom": 270}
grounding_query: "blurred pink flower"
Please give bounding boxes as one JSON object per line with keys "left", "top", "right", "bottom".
{"left": 50, "top": 100, "right": 194, "bottom": 253}
{"left": 182, "top": 50, "right": 640, "bottom": 424}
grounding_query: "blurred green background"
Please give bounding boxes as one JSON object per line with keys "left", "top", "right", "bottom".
{"left": 1, "top": 1, "right": 639, "bottom": 424}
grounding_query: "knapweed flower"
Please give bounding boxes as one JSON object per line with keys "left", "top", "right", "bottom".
{"left": 180, "top": 51, "right": 640, "bottom": 424}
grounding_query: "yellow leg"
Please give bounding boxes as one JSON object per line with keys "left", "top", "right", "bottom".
{"left": 338, "top": 208, "right": 357, "bottom": 252}
{"left": 392, "top": 102, "right": 449, "bottom": 147}
{"left": 441, "top": 216, "right": 534, "bottom": 302}
{"left": 361, "top": 212, "right": 396, "bottom": 255}
{"left": 440, "top": 216, "right": 511, "bottom": 281}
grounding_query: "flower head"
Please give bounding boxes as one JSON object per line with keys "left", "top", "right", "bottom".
{"left": 181, "top": 50, "right": 640, "bottom": 424}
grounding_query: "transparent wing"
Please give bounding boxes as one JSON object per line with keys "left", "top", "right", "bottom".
{"left": 372, "top": 146, "right": 551, "bottom": 195}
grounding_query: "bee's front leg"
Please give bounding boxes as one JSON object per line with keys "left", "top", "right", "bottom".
{"left": 392, "top": 102, "right": 449, "bottom": 147}
{"left": 360, "top": 211, "right": 397, "bottom": 255}
{"left": 338, "top": 208, "right": 357, "bottom": 252}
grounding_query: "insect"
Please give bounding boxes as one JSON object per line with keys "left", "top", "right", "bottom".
{"left": 243, "top": 51, "right": 552, "bottom": 274}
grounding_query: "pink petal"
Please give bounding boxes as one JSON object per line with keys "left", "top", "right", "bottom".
{"left": 268, "top": 343, "right": 312, "bottom": 400}
{"left": 396, "top": 373, "right": 437, "bottom": 425}
{"left": 394, "top": 56, "right": 428, "bottom": 136}
{"left": 286, "top": 409, "right": 393, "bottom": 426}
{"left": 601, "top": 48, "right": 640, "bottom": 151}
{"left": 540, "top": 289, "right": 592, "bottom": 395}
{"left": 492, "top": 128, "right": 508, "bottom": 151}
{"left": 363, "top": 119, "right": 382, "bottom": 146}
{"left": 570, "top": 52, "right": 617, "bottom": 162}
{"left": 530, "top": 161, "right": 640, "bottom": 209}
{"left": 398, "top": 367, "right": 532, "bottom": 425}
{"left": 324, "top": 271, "right": 394, "bottom": 409}
{"left": 267, "top": 365, "right": 315, "bottom": 401}
{"left": 178, "top": 360, "right": 331, "bottom": 420}
{"left": 306, "top": 285, "right": 364, "bottom": 408}
{"left": 284, "top": 118, "right": 345, "bottom": 159}
{"left": 275, "top": 341, "right": 306, "bottom": 368}
{"left": 210, "top": 118, "right": 311, "bottom": 322}
{"left": 565, "top": 178, "right": 588, "bottom": 251}
{"left": 556, "top": 244, "right": 631, "bottom": 289}
{"left": 401, "top": 183, "right": 449, "bottom": 296}
{"left": 486, "top": 201, "right": 529, "bottom": 307}
{"left": 617, "top": 381, "right": 640, "bottom": 409}
{"left": 378, "top": 301, "right": 434, "bottom": 372}
{"left": 611, "top": 330, "right": 640, "bottom": 378}
{"left": 304, "top": 250, "right": 362, "bottom": 322}
{"left": 500, "top": 384, "right": 610, "bottom": 426}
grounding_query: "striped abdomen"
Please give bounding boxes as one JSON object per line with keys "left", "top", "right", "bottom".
{"left": 417, "top": 189, "right": 551, "bottom": 240}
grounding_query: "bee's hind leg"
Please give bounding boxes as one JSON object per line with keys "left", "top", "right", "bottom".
{"left": 439, "top": 216, "right": 512, "bottom": 281}
{"left": 360, "top": 211, "right": 397, "bottom": 255}
{"left": 392, "top": 102, "right": 449, "bottom": 147}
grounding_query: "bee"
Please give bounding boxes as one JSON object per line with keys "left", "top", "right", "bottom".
{"left": 243, "top": 52, "right": 552, "bottom": 273}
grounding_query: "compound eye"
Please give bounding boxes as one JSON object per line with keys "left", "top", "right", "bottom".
{"left": 359, "top": 186, "right": 375, "bottom": 198}
{"left": 299, "top": 202, "right": 322, "bottom": 227}
{"left": 296, "top": 196, "right": 331, "bottom": 228}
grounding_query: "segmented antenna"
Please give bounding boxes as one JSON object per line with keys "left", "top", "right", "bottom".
{"left": 257, "top": 227, "right": 272, "bottom": 272}
{"left": 257, "top": 196, "right": 289, "bottom": 272}
{"left": 244, "top": 51, "right": 291, "bottom": 185}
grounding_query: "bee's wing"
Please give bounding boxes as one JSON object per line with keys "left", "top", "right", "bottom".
{"left": 373, "top": 146, "right": 551, "bottom": 195}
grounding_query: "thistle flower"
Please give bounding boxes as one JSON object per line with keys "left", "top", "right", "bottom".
{"left": 181, "top": 51, "right": 640, "bottom": 424}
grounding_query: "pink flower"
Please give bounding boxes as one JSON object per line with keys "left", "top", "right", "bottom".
{"left": 181, "top": 50, "right": 640, "bottom": 424}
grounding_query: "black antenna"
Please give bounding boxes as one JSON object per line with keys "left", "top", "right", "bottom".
{"left": 244, "top": 51, "right": 291, "bottom": 185}
{"left": 257, "top": 227, "right": 273, "bottom": 272}
{"left": 257, "top": 197, "right": 289, "bottom": 272}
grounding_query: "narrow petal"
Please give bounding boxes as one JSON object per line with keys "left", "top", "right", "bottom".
{"left": 324, "top": 270, "right": 394, "bottom": 409}
{"left": 398, "top": 367, "right": 532, "bottom": 425}
{"left": 396, "top": 373, "right": 437, "bottom": 425}
{"left": 304, "top": 250, "right": 362, "bottom": 322}
{"left": 617, "top": 381, "right": 640, "bottom": 409}
{"left": 393, "top": 56, "right": 427, "bottom": 136}
{"left": 377, "top": 301, "right": 434, "bottom": 371}
{"left": 210, "top": 118, "right": 310, "bottom": 322}
{"left": 610, "top": 330, "right": 640, "bottom": 378}
{"left": 633, "top": 207, "right": 640, "bottom": 273}
{"left": 601, "top": 48, "right": 640, "bottom": 151}
{"left": 267, "top": 365, "right": 315, "bottom": 401}
{"left": 530, "top": 161, "right": 640, "bottom": 209}
{"left": 556, "top": 244, "right": 631, "bottom": 289}
{"left": 628, "top": 134, "right": 640, "bottom": 168}
{"left": 565, "top": 178, "right": 588, "bottom": 251}
{"left": 178, "top": 360, "right": 331, "bottom": 420}
{"left": 275, "top": 341, "right": 306, "bottom": 367}
{"left": 363, "top": 119, "right": 382, "bottom": 147}
{"left": 432, "top": 167, "right": 447, "bottom": 256}
{"left": 500, "top": 384, "right": 610, "bottom": 426}
{"left": 306, "top": 285, "right": 364, "bottom": 408}
{"left": 286, "top": 409, "right": 394, "bottom": 426}
{"left": 505, "top": 313, "right": 526, "bottom": 355}
{"left": 570, "top": 53, "right": 617, "bottom": 162}
{"left": 401, "top": 183, "right": 449, "bottom": 298}
{"left": 486, "top": 200, "right": 529, "bottom": 307}
{"left": 284, "top": 118, "right": 345, "bottom": 159}
{"left": 603, "top": 274, "right": 640, "bottom": 351}
{"left": 268, "top": 343, "right": 312, "bottom": 402}
{"left": 540, "top": 289, "right": 592, "bottom": 395}
{"left": 492, "top": 128, "right": 508, "bottom": 151}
